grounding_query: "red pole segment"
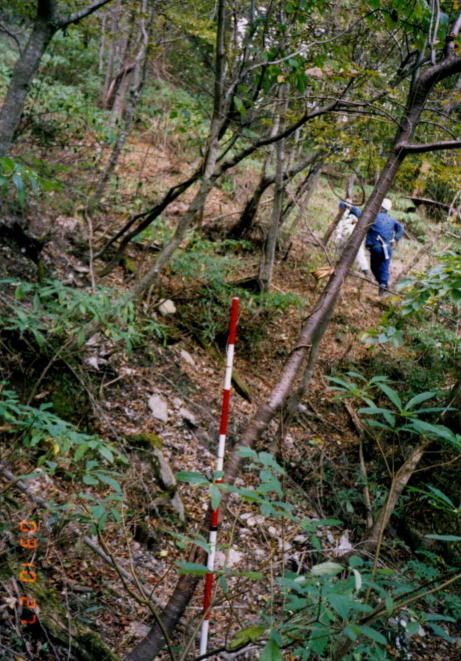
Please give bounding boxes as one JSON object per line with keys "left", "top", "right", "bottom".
{"left": 199, "top": 297, "right": 239, "bottom": 656}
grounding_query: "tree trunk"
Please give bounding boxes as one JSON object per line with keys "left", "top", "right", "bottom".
{"left": 362, "top": 440, "right": 431, "bottom": 552}
{"left": 281, "top": 161, "right": 323, "bottom": 240}
{"left": 90, "top": 0, "right": 154, "bottom": 208}
{"left": 0, "top": 0, "right": 115, "bottom": 157}
{"left": 0, "top": 19, "right": 54, "bottom": 156}
{"left": 258, "top": 118, "right": 285, "bottom": 291}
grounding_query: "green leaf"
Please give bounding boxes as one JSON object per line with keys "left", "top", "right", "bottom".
{"left": 210, "top": 483, "right": 221, "bottom": 510}
{"left": 260, "top": 637, "right": 282, "bottom": 661}
{"left": 176, "top": 471, "right": 209, "bottom": 485}
{"left": 356, "top": 625, "right": 387, "bottom": 646}
{"left": 230, "top": 626, "right": 266, "bottom": 649}
{"left": 408, "top": 419, "right": 455, "bottom": 442}
{"left": 405, "top": 620, "right": 420, "bottom": 636}
{"left": 237, "top": 446, "right": 257, "bottom": 458}
{"left": 178, "top": 562, "right": 210, "bottom": 575}
{"left": 327, "top": 593, "right": 355, "bottom": 620}
{"left": 405, "top": 391, "right": 436, "bottom": 409}
{"left": 309, "top": 624, "right": 330, "bottom": 655}
{"left": 83, "top": 474, "right": 99, "bottom": 486}
{"left": 98, "top": 445, "right": 114, "bottom": 463}
{"left": 427, "top": 622, "right": 454, "bottom": 642}
{"left": 74, "top": 442, "right": 89, "bottom": 461}
{"left": 311, "top": 561, "right": 343, "bottom": 576}
{"left": 422, "top": 614, "right": 456, "bottom": 623}
{"left": 376, "top": 383, "right": 402, "bottom": 409}
{"left": 425, "top": 534, "right": 461, "bottom": 542}
{"left": 97, "top": 473, "right": 122, "bottom": 493}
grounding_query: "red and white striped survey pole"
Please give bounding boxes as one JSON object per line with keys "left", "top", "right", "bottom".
{"left": 199, "top": 296, "right": 239, "bottom": 656}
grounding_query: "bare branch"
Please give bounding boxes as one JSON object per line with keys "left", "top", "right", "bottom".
{"left": 0, "top": 23, "right": 22, "bottom": 53}
{"left": 58, "top": 0, "right": 114, "bottom": 29}
{"left": 397, "top": 139, "right": 461, "bottom": 154}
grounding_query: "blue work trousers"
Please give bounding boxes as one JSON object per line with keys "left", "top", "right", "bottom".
{"left": 368, "top": 244, "right": 392, "bottom": 287}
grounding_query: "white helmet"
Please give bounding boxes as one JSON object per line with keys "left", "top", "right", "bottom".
{"left": 381, "top": 198, "right": 392, "bottom": 211}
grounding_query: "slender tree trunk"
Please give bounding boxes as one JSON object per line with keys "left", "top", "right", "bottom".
{"left": 258, "top": 114, "right": 285, "bottom": 291}
{"left": 281, "top": 161, "right": 323, "bottom": 240}
{"left": 90, "top": 0, "right": 154, "bottom": 208}
{"left": 129, "top": 0, "right": 228, "bottom": 296}
{"left": 0, "top": 0, "right": 114, "bottom": 157}
{"left": 363, "top": 440, "right": 431, "bottom": 552}
{"left": 227, "top": 171, "right": 273, "bottom": 239}
{"left": 0, "top": 19, "right": 54, "bottom": 156}
{"left": 102, "top": 0, "right": 121, "bottom": 104}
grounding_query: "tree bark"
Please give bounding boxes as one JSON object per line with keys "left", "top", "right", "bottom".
{"left": 0, "top": 17, "right": 54, "bottom": 156}
{"left": 258, "top": 104, "right": 286, "bottom": 292}
{"left": 90, "top": 0, "right": 155, "bottom": 208}
{"left": 0, "top": 0, "right": 114, "bottom": 156}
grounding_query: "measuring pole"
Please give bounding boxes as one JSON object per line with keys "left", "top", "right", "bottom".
{"left": 199, "top": 297, "right": 239, "bottom": 657}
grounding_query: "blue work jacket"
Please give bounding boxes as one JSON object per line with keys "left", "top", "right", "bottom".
{"left": 340, "top": 203, "right": 404, "bottom": 248}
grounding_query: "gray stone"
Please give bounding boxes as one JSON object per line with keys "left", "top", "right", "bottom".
{"left": 148, "top": 394, "right": 168, "bottom": 422}
{"left": 179, "top": 407, "right": 197, "bottom": 426}
{"left": 151, "top": 448, "right": 185, "bottom": 521}
{"left": 180, "top": 348, "right": 195, "bottom": 366}
{"left": 158, "top": 299, "right": 176, "bottom": 316}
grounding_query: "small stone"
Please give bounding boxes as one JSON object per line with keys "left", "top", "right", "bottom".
{"left": 179, "top": 407, "right": 197, "bottom": 426}
{"left": 158, "top": 299, "right": 176, "bottom": 316}
{"left": 148, "top": 395, "right": 168, "bottom": 422}
{"left": 180, "top": 348, "right": 195, "bottom": 366}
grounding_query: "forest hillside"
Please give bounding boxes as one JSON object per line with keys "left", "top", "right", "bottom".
{"left": 0, "top": 2, "right": 461, "bottom": 661}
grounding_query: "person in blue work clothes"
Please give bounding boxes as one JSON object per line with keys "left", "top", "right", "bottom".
{"left": 339, "top": 198, "right": 404, "bottom": 296}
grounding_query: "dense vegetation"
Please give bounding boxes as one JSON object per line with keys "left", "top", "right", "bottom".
{"left": 0, "top": 1, "right": 461, "bottom": 660}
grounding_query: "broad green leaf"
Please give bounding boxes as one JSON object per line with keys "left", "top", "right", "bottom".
{"left": 237, "top": 446, "right": 257, "bottom": 458}
{"left": 356, "top": 625, "right": 387, "bottom": 646}
{"left": 178, "top": 562, "right": 210, "bottom": 575}
{"left": 260, "top": 637, "right": 282, "bottom": 661}
{"left": 405, "top": 391, "right": 436, "bottom": 409}
{"left": 74, "top": 441, "right": 89, "bottom": 461}
{"left": 210, "top": 483, "right": 221, "bottom": 510}
{"left": 83, "top": 474, "right": 99, "bottom": 485}
{"left": 309, "top": 624, "right": 330, "bottom": 655}
{"left": 98, "top": 445, "right": 114, "bottom": 463}
{"left": 327, "top": 593, "right": 355, "bottom": 620}
{"left": 425, "top": 534, "right": 461, "bottom": 542}
{"left": 376, "top": 383, "right": 402, "bottom": 409}
{"left": 422, "top": 613, "right": 456, "bottom": 623}
{"left": 97, "top": 473, "right": 122, "bottom": 493}
{"left": 230, "top": 626, "right": 266, "bottom": 649}
{"left": 176, "top": 471, "right": 209, "bottom": 485}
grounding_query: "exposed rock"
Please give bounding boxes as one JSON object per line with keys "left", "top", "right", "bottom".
{"left": 151, "top": 448, "right": 176, "bottom": 490}
{"left": 148, "top": 394, "right": 169, "bottom": 422}
{"left": 180, "top": 348, "right": 195, "bottom": 366}
{"left": 151, "top": 447, "right": 185, "bottom": 521}
{"left": 215, "top": 549, "right": 243, "bottom": 568}
{"left": 179, "top": 407, "right": 197, "bottom": 427}
{"left": 158, "top": 299, "right": 177, "bottom": 316}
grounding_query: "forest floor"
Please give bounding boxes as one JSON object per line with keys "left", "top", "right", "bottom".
{"left": 1, "top": 134, "right": 460, "bottom": 661}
